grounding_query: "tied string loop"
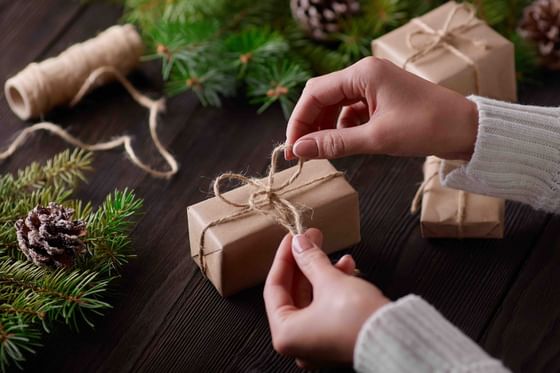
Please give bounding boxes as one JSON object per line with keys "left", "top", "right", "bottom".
{"left": 197, "top": 145, "right": 343, "bottom": 275}
{"left": 410, "top": 157, "right": 467, "bottom": 238}
{"left": 403, "top": 2, "right": 487, "bottom": 94}
{"left": 0, "top": 66, "right": 178, "bottom": 179}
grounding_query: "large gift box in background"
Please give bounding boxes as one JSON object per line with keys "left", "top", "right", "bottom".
{"left": 187, "top": 159, "right": 360, "bottom": 296}
{"left": 372, "top": 1, "right": 515, "bottom": 238}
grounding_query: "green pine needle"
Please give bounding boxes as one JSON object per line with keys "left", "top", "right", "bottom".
{"left": 246, "top": 60, "right": 311, "bottom": 119}
{"left": 0, "top": 150, "right": 142, "bottom": 371}
{"left": 224, "top": 27, "right": 289, "bottom": 77}
{"left": 121, "top": 0, "right": 543, "bottom": 116}
{"left": 166, "top": 58, "right": 237, "bottom": 107}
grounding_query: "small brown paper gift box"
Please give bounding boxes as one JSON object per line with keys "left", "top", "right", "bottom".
{"left": 372, "top": 1, "right": 513, "bottom": 238}
{"left": 371, "top": 1, "right": 517, "bottom": 101}
{"left": 187, "top": 159, "right": 360, "bottom": 296}
{"left": 417, "top": 156, "right": 504, "bottom": 238}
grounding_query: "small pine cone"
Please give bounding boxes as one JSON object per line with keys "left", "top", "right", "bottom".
{"left": 290, "top": 0, "right": 361, "bottom": 41}
{"left": 15, "top": 203, "right": 87, "bottom": 268}
{"left": 519, "top": 0, "right": 560, "bottom": 69}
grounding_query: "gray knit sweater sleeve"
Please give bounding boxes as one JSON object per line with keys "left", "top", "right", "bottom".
{"left": 441, "top": 95, "right": 560, "bottom": 213}
{"left": 354, "top": 96, "right": 560, "bottom": 372}
{"left": 354, "top": 296, "right": 508, "bottom": 373}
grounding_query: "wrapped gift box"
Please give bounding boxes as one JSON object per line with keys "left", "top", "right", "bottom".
{"left": 371, "top": 1, "right": 517, "bottom": 100}
{"left": 420, "top": 156, "right": 504, "bottom": 238}
{"left": 372, "top": 1, "right": 513, "bottom": 238}
{"left": 187, "top": 159, "right": 360, "bottom": 296}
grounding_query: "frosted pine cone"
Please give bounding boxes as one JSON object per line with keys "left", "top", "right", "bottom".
{"left": 15, "top": 203, "right": 87, "bottom": 268}
{"left": 519, "top": 0, "right": 560, "bottom": 69}
{"left": 291, "top": 0, "right": 361, "bottom": 41}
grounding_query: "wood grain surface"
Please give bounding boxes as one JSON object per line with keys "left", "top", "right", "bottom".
{"left": 1, "top": 2, "right": 559, "bottom": 372}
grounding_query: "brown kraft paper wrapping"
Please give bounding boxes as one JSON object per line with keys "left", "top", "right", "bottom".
{"left": 187, "top": 159, "right": 360, "bottom": 296}
{"left": 371, "top": 1, "right": 517, "bottom": 101}
{"left": 372, "top": 1, "right": 513, "bottom": 238}
{"left": 420, "top": 156, "right": 504, "bottom": 238}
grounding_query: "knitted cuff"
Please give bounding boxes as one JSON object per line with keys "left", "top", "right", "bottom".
{"left": 441, "top": 95, "right": 560, "bottom": 213}
{"left": 353, "top": 295, "right": 507, "bottom": 373}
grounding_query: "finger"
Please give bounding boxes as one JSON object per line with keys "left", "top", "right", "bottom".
{"left": 292, "top": 267, "right": 312, "bottom": 308}
{"left": 293, "top": 227, "right": 323, "bottom": 307}
{"left": 334, "top": 254, "right": 356, "bottom": 275}
{"left": 338, "top": 101, "right": 370, "bottom": 128}
{"left": 292, "top": 126, "right": 372, "bottom": 159}
{"left": 292, "top": 234, "right": 338, "bottom": 285}
{"left": 304, "top": 227, "right": 323, "bottom": 248}
{"left": 264, "top": 234, "right": 297, "bottom": 326}
{"left": 285, "top": 66, "right": 366, "bottom": 159}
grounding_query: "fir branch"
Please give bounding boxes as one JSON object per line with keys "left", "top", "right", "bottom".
{"left": 83, "top": 189, "right": 143, "bottom": 275}
{"left": 123, "top": 0, "right": 543, "bottom": 115}
{"left": 0, "top": 261, "right": 111, "bottom": 330}
{"left": 224, "top": 27, "right": 289, "bottom": 77}
{"left": 0, "top": 150, "right": 142, "bottom": 370}
{"left": 142, "top": 19, "right": 221, "bottom": 79}
{"left": 166, "top": 58, "right": 237, "bottom": 107}
{"left": 246, "top": 59, "right": 311, "bottom": 119}
{"left": 0, "top": 316, "right": 41, "bottom": 373}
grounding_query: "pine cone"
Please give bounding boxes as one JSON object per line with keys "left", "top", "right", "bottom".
{"left": 519, "top": 0, "right": 560, "bottom": 69}
{"left": 290, "top": 0, "right": 360, "bottom": 41}
{"left": 15, "top": 203, "right": 87, "bottom": 268}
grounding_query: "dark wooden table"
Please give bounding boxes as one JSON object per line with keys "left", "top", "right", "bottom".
{"left": 2, "top": 2, "right": 560, "bottom": 372}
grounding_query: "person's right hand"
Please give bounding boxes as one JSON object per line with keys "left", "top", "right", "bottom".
{"left": 285, "top": 57, "right": 479, "bottom": 161}
{"left": 264, "top": 228, "right": 389, "bottom": 368}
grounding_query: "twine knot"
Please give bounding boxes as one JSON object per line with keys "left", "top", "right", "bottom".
{"left": 403, "top": 3, "right": 488, "bottom": 93}
{"left": 197, "top": 144, "right": 343, "bottom": 275}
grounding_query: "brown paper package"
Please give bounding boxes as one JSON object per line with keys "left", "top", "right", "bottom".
{"left": 187, "top": 159, "right": 360, "bottom": 296}
{"left": 421, "top": 157, "right": 504, "bottom": 238}
{"left": 371, "top": 1, "right": 512, "bottom": 238}
{"left": 371, "top": 1, "right": 517, "bottom": 101}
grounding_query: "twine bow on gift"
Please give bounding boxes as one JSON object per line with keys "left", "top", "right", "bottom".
{"left": 197, "top": 144, "right": 343, "bottom": 275}
{"left": 410, "top": 157, "right": 468, "bottom": 238}
{"left": 403, "top": 2, "right": 488, "bottom": 94}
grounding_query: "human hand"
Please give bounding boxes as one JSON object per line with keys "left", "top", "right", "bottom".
{"left": 285, "top": 57, "right": 478, "bottom": 161}
{"left": 263, "top": 228, "right": 390, "bottom": 368}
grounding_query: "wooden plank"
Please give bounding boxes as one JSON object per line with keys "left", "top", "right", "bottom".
{"left": 4, "top": 1, "right": 559, "bottom": 371}
{"left": 0, "top": 0, "right": 83, "bottom": 83}
{"left": 480, "top": 215, "right": 560, "bottom": 372}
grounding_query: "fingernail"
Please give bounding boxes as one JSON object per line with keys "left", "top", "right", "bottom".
{"left": 293, "top": 139, "right": 318, "bottom": 158}
{"left": 284, "top": 144, "right": 292, "bottom": 160}
{"left": 293, "top": 234, "right": 313, "bottom": 253}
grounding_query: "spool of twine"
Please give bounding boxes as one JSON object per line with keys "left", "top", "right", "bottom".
{"left": 4, "top": 24, "right": 143, "bottom": 120}
{"left": 1, "top": 24, "right": 178, "bottom": 179}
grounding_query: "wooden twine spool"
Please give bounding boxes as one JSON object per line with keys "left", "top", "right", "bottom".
{"left": 4, "top": 24, "right": 143, "bottom": 120}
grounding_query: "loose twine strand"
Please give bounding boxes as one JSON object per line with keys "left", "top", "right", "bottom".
{"left": 0, "top": 66, "right": 178, "bottom": 179}
{"left": 402, "top": 2, "right": 488, "bottom": 94}
{"left": 197, "top": 145, "right": 343, "bottom": 275}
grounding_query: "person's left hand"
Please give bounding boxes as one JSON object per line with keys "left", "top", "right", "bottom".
{"left": 263, "top": 228, "right": 390, "bottom": 369}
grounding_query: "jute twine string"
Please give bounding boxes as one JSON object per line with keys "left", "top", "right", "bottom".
{"left": 197, "top": 145, "right": 343, "bottom": 275}
{"left": 0, "top": 66, "right": 178, "bottom": 179}
{"left": 410, "top": 157, "right": 467, "bottom": 238}
{"left": 4, "top": 24, "right": 143, "bottom": 120}
{"left": 402, "top": 2, "right": 488, "bottom": 94}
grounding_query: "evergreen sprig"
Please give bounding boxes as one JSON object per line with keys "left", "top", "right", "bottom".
{"left": 0, "top": 149, "right": 142, "bottom": 372}
{"left": 123, "top": 0, "right": 540, "bottom": 118}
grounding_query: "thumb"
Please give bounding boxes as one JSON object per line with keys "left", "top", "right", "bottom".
{"left": 292, "top": 126, "right": 369, "bottom": 159}
{"left": 292, "top": 234, "right": 337, "bottom": 284}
